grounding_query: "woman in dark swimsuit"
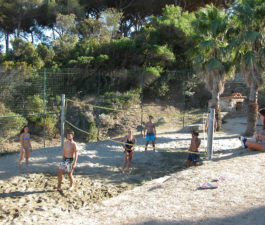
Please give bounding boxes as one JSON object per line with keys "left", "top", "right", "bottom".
{"left": 18, "top": 125, "right": 33, "bottom": 168}
{"left": 120, "top": 128, "right": 136, "bottom": 172}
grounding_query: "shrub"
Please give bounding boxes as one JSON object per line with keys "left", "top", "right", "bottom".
{"left": 0, "top": 102, "right": 27, "bottom": 137}
{"left": 100, "top": 89, "right": 140, "bottom": 113}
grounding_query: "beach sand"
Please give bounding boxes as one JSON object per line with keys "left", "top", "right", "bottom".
{"left": 1, "top": 115, "right": 265, "bottom": 225}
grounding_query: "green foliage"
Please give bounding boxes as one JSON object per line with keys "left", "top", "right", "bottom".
{"left": 35, "top": 115, "right": 58, "bottom": 138}
{"left": 36, "top": 44, "right": 55, "bottom": 68}
{"left": 101, "top": 89, "right": 141, "bottom": 112}
{"left": 25, "top": 94, "right": 44, "bottom": 114}
{"left": 0, "top": 102, "right": 27, "bottom": 137}
{"left": 7, "top": 38, "right": 44, "bottom": 69}
{"left": 231, "top": 0, "right": 265, "bottom": 80}
{"left": 189, "top": 4, "right": 236, "bottom": 100}
{"left": 143, "top": 67, "right": 161, "bottom": 77}
{"left": 87, "top": 120, "right": 97, "bottom": 142}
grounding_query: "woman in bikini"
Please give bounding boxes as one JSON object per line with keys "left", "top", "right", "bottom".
{"left": 18, "top": 125, "right": 33, "bottom": 168}
{"left": 120, "top": 128, "right": 136, "bottom": 172}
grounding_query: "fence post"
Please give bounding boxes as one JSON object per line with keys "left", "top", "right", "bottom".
{"left": 207, "top": 108, "right": 215, "bottom": 160}
{"left": 96, "top": 71, "right": 101, "bottom": 141}
{"left": 43, "top": 68, "right": 47, "bottom": 148}
{"left": 61, "top": 94, "right": 65, "bottom": 151}
{"left": 140, "top": 71, "right": 144, "bottom": 136}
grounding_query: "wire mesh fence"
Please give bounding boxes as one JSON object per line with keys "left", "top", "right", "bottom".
{"left": 0, "top": 66, "right": 248, "bottom": 154}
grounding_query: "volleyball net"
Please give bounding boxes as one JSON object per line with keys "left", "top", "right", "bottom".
{"left": 63, "top": 96, "right": 208, "bottom": 155}
{"left": 0, "top": 66, "right": 210, "bottom": 155}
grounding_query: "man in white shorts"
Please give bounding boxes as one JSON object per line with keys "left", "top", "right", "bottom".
{"left": 57, "top": 129, "right": 78, "bottom": 191}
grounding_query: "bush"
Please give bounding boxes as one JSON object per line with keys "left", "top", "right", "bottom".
{"left": 67, "top": 111, "right": 98, "bottom": 142}
{"left": 100, "top": 89, "right": 140, "bottom": 113}
{"left": 88, "top": 120, "right": 97, "bottom": 141}
{"left": 0, "top": 102, "right": 27, "bottom": 137}
{"left": 35, "top": 115, "right": 59, "bottom": 138}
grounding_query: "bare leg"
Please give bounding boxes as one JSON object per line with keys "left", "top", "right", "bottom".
{"left": 25, "top": 150, "right": 30, "bottom": 167}
{"left": 246, "top": 141, "right": 263, "bottom": 151}
{"left": 187, "top": 160, "right": 191, "bottom": 168}
{"left": 18, "top": 149, "right": 25, "bottom": 168}
{"left": 68, "top": 172, "right": 74, "bottom": 189}
{"left": 145, "top": 141, "right": 149, "bottom": 152}
{"left": 57, "top": 169, "right": 64, "bottom": 190}
{"left": 122, "top": 152, "right": 128, "bottom": 170}
{"left": 152, "top": 141, "right": 155, "bottom": 152}
{"left": 193, "top": 161, "right": 197, "bottom": 167}
{"left": 127, "top": 152, "right": 134, "bottom": 170}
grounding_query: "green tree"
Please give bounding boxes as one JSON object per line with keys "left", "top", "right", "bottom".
{"left": 7, "top": 38, "right": 44, "bottom": 69}
{"left": 52, "top": 14, "right": 78, "bottom": 65}
{"left": 189, "top": 5, "right": 236, "bottom": 130}
{"left": 231, "top": 0, "right": 265, "bottom": 136}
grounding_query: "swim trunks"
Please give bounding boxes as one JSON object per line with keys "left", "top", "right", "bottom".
{"left": 146, "top": 133, "right": 155, "bottom": 141}
{"left": 187, "top": 153, "right": 200, "bottom": 162}
{"left": 59, "top": 158, "right": 74, "bottom": 173}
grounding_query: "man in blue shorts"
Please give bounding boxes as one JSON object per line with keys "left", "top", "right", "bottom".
{"left": 144, "top": 115, "right": 156, "bottom": 152}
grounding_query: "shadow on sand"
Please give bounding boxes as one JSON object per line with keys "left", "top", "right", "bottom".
{"left": 131, "top": 206, "right": 265, "bottom": 225}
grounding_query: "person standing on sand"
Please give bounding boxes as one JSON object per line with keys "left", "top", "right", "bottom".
{"left": 144, "top": 115, "right": 156, "bottom": 152}
{"left": 57, "top": 130, "right": 78, "bottom": 191}
{"left": 120, "top": 128, "right": 136, "bottom": 172}
{"left": 18, "top": 125, "right": 33, "bottom": 168}
{"left": 187, "top": 130, "right": 201, "bottom": 167}
{"left": 239, "top": 108, "right": 265, "bottom": 152}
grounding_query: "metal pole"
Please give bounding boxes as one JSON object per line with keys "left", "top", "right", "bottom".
{"left": 207, "top": 108, "right": 215, "bottom": 160}
{"left": 96, "top": 71, "right": 101, "bottom": 141}
{"left": 140, "top": 71, "right": 144, "bottom": 136}
{"left": 43, "top": 68, "right": 47, "bottom": 148}
{"left": 61, "top": 94, "right": 65, "bottom": 151}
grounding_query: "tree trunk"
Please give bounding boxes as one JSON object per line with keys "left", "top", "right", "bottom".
{"left": 244, "top": 83, "right": 258, "bottom": 136}
{"left": 5, "top": 33, "right": 9, "bottom": 53}
{"left": 215, "top": 105, "right": 222, "bottom": 131}
{"left": 211, "top": 81, "right": 222, "bottom": 131}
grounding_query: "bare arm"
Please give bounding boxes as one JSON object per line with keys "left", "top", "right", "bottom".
{"left": 144, "top": 124, "right": 147, "bottom": 136}
{"left": 153, "top": 124, "right": 156, "bottom": 136}
{"left": 72, "top": 143, "right": 78, "bottom": 169}
{"left": 29, "top": 135, "right": 32, "bottom": 150}
{"left": 120, "top": 136, "right": 127, "bottom": 148}
{"left": 133, "top": 137, "right": 136, "bottom": 144}
{"left": 196, "top": 139, "right": 201, "bottom": 149}
{"left": 20, "top": 134, "right": 24, "bottom": 150}
{"left": 62, "top": 142, "right": 66, "bottom": 161}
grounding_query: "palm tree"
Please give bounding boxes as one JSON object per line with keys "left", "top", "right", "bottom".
{"left": 189, "top": 4, "right": 236, "bottom": 131}
{"left": 232, "top": 0, "right": 265, "bottom": 136}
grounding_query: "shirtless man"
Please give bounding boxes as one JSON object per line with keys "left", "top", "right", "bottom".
{"left": 144, "top": 115, "right": 156, "bottom": 152}
{"left": 57, "top": 130, "right": 78, "bottom": 191}
{"left": 187, "top": 130, "right": 201, "bottom": 167}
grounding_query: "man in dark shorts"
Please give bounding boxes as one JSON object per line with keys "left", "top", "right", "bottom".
{"left": 187, "top": 130, "right": 201, "bottom": 167}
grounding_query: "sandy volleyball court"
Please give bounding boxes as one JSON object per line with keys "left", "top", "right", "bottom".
{"left": 1, "top": 115, "right": 265, "bottom": 225}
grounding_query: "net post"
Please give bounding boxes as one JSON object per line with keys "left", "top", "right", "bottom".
{"left": 61, "top": 94, "right": 65, "bottom": 151}
{"left": 207, "top": 108, "right": 215, "bottom": 160}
